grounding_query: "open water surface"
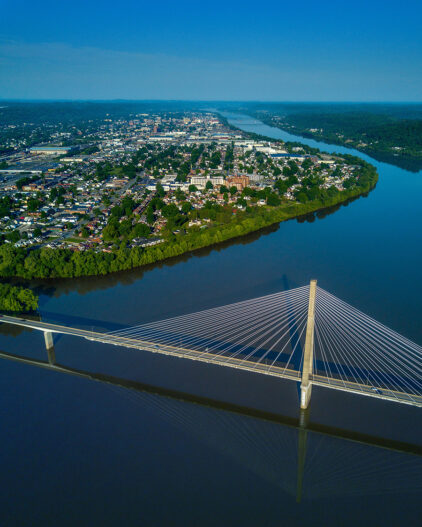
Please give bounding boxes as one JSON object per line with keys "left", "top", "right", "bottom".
{"left": 0, "top": 113, "right": 421, "bottom": 526}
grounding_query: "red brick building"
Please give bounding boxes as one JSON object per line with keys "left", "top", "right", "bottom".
{"left": 226, "top": 175, "right": 250, "bottom": 191}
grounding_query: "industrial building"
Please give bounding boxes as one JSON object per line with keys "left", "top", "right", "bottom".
{"left": 29, "top": 146, "right": 75, "bottom": 156}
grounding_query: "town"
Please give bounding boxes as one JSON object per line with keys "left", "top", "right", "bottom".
{"left": 0, "top": 111, "right": 371, "bottom": 257}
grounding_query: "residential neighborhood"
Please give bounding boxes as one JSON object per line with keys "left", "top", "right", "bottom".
{"left": 0, "top": 111, "right": 366, "bottom": 254}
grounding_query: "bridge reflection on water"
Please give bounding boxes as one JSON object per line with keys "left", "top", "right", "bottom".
{"left": 1, "top": 347, "right": 421, "bottom": 503}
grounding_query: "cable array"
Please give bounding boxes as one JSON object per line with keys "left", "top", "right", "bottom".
{"left": 107, "top": 283, "right": 422, "bottom": 404}
{"left": 108, "top": 285, "right": 310, "bottom": 375}
{"left": 314, "top": 287, "right": 422, "bottom": 404}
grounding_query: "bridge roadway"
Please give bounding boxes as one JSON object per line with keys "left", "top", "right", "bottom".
{"left": 1, "top": 315, "right": 422, "bottom": 408}
{"left": 0, "top": 315, "right": 302, "bottom": 381}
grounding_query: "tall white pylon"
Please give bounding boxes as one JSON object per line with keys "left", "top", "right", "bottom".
{"left": 300, "top": 280, "right": 317, "bottom": 409}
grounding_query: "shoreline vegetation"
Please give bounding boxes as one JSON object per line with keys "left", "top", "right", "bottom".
{"left": 0, "top": 153, "right": 378, "bottom": 280}
{"left": 0, "top": 283, "right": 38, "bottom": 312}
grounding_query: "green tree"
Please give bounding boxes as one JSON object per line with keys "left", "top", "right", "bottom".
{"left": 0, "top": 283, "right": 38, "bottom": 312}
{"left": 156, "top": 182, "right": 165, "bottom": 197}
{"left": 162, "top": 204, "right": 179, "bottom": 218}
{"left": 181, "top": 202, "right": 192, "bottom": 214}
{"left": 175, "top": 188, "right": 186, "bottom": 201}
{"left": 267, "top": 193, "right": 281, "bottom": 206}
{"left": 302, "top": 158, "right": 312, "bottom": 170}
{"left": 27, "top": 198, "right": 42, "bottom": 212}
{"left": 131, "top": 223, "right": 150, "bottom": 238}
{"left": 0, "top": 196, "right": 13, "bottom": 218}
{"left": 146, "top": 206, "right": 155, "bottom": 225}
{"left": 102, "top": 224, "right": 119, "bottom": 241}
{"left": 274, "top": 179, "right": 289, "bottom": 195}
{"left": 6, "top": 231, "right": 20, "bottom": 243}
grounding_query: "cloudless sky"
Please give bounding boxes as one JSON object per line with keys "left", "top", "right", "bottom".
{"left": 1, "top": 0, "right": 421, "bottom": 100}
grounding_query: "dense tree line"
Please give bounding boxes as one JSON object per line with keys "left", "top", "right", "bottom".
{"left": 259, "top": 111, "right": 422, "bottom": 171}
{"left": 284, "top": 112, "right": 422, "bottom": 154}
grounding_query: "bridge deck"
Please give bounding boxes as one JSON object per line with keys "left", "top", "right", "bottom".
{"left": 1, "top": 315, "right": 422, "bottom": 407}
{"left": 311, "top": 375, "right": 422, "bottom": 407}
{"left": 0, "top": 315, "right": 302, "bottom": 382}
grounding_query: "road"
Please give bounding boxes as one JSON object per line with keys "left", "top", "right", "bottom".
{"left": 1, "top": 314, "right": 421, "bottom": 407}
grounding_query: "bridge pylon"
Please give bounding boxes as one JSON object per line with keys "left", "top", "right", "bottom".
{"left": 300, "top": 280, "right": 317, "bottom": 409}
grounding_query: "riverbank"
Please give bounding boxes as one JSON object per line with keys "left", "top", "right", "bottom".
{"left": 0, "top": 116, "right": 379, "bottom": 281}
{"left": 0, "top": 159, "right": 377, "bottom": 280}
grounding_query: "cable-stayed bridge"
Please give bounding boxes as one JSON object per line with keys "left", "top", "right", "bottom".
{"left": 1, "top": 280, "right": 422, "bottom": 409}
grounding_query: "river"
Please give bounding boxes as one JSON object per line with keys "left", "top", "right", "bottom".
{"left": 0, "top": 113, "right": 421, "bottom": 526}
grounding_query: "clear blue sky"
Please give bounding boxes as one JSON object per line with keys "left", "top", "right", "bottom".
{"left": 1, "top": 0, "right": 421, "bottom": 101}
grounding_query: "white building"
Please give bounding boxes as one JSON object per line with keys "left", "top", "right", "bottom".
{"left": 190, "top": 175, "right": 225, "bottom": 189}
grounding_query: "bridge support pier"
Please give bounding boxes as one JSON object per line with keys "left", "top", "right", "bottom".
{"left": 300, "top": 384, "right": 312, "bottom": 410}
{"left": 44, "top": 331, "right": 54, "bottom": 351}
{"left": 300, "top": 280, "right": 317, "bottom": 410}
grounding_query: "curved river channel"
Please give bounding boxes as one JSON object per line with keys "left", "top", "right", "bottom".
{"left": 1, "top": 113, "right": 421, "bottom": 526}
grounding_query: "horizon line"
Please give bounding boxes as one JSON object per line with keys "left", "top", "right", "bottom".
{"left": 1, "top": 99, "right": 422, "bottom": 104}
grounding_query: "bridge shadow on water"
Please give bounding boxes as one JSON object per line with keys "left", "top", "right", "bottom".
{"left": 0, "top": 347, "right": 421, "bottom": 504}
